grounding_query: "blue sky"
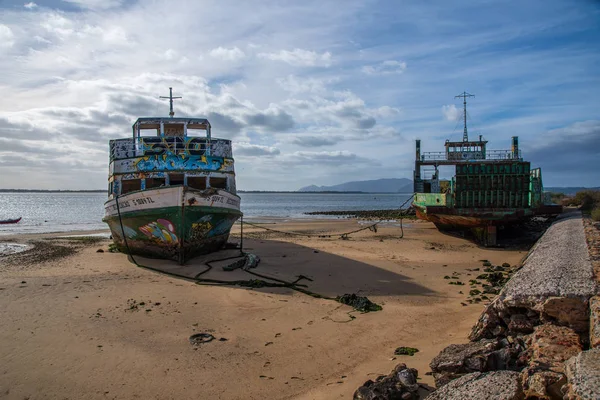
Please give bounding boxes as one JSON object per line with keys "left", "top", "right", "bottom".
{"left": 0, "top": 0, "right": 598, "bottom": 190}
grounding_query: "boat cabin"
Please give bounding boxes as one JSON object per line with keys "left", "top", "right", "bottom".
{"left": 107, "top": 117, "right": 235, "bottom": 199}
{"left": 444, "top": 137, "right": 487, "bottom": 161}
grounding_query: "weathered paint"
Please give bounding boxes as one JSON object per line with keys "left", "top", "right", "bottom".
{"left": 104, "top": 116, "right": 241, "bottom": 262}
{"left": 112, "top": 155, "right": 234, "bottom": 174}
{"left": 103, "top": 187, "right": 242, "bottom": 261}
{"left": 104, "top": 186, "right": 240, "bottom": 218}
{"left": 110, "top": 137, "right": 232, "bottom": 160}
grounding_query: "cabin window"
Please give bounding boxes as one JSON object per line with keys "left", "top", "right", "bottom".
{"left": 145, "top": 178, "right": 165, "bottom": 189}
{"left": 121, "top": 179, "right": 141, "bottom": 194}
{"left": 187, "top": 176, "right": 207, "bottom": 190}
{"left": 169, "top": 173, "right": 184, "bottom": 186}
{"left": 209, "top": 177, "right": 227, "bottom": 189}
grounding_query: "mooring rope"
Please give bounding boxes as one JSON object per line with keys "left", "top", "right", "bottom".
{"left": 241, "top": 194, "right": 415, "bottom": 240}
{"left": 114, "top": 195, "right": 332, "bottom": 299}
{"left": 240, "top": 220, "right": 379, "bottom": 239}
{"left": 111, "top": 193, "right": 415, "bottom": 308}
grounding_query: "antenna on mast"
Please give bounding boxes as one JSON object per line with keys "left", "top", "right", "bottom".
{"left": 160, "top": 87, "right": 182, "bottom": 118}
{"left": 454, "top": 91, "right": 474, "bottom": 142}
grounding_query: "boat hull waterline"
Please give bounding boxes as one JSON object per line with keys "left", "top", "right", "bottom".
{"left": 103, "top": 186, "right": 242, "bottom": 262}
{"left": 0, "top": 217, "right": 22, "bottom": 225}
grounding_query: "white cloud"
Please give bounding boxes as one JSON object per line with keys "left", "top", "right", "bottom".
{"left": 285, "top": 150, "right": 378, "bottom": 166}
{"left": 442, "top": 104, "right": 460, "bottom": 121}
{"left": 259, "top": 48, "right": 332, "bottom": 67}
{"left": 0, "top": 25, "right": 14, "bottom": 48}
{"left": 24, "top": 2, "right": 37, "bottom": 9}
{"left": 361, "top": 60, "right": 406, "bottom": 75}
{"left": 0, "top": 0, "right": 598, "bottom": 190}
{"left": 276, "top": 75, "right": 338, "bottom": 94}
{"left": 61, "top": 0, "right": 124, "bottom": 10}
{"left": 234, "top": 142, "right": 280, "bottom": 156}
{"left": 209, "top": 46, "right": 245, "bottom": 61}
{"left": 40, "top": 12, "right": 75, "bottom": 39}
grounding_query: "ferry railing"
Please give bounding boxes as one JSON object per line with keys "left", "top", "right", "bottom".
{"left": 420, "top": 149, "right": 521, "bottom": 162}
{"left": 109, "top": 138, "right": 210, "bottom": 161}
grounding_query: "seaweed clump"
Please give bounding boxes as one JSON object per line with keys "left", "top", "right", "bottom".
{"left": 336, "top": 293, "right": 383, "bottom": 312}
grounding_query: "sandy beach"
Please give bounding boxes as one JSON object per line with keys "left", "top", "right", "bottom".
{"left": 0, "top": 219, "right": 528, "bottom": 400}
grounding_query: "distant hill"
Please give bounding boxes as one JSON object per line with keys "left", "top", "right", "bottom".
{"left": 545, "top": 187, "right": 600, "bottom": 195}
{"left": 299, "top": 178, "right": 413, "bottom": 193}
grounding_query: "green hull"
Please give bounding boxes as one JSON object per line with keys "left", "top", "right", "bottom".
{"left": 103, "top": 205, "right": 241, "bottom": 263}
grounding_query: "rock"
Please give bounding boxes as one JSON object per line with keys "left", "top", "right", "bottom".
{"left": 563, "top": 349, "right": 600, "bottom": 400}
{"left": 508, "top": 314, "right": 534, "bottom": 334}
{"left": 588, "top": 295, "right": 600, "bottom": 348}
{"left": 430, "top": 335, "right": 530, "bottom": 388}
{"left": 353, "top": 363, "right": 420, "bottom": 400}
{"left": 96, "top": 249, "right": 104, "bottom": 253}
{"left": 519, "top": 325, "right": 581, "bottom": 397}
{"left": 424, "top": 371, "right": 525, "bottom": 400}
{"left": 430, "top": 339, "right": 499, "bottom": 387}
{"left": 525, "top": 324, "right": 582, "bottom": 375}
{"left": 541, "top": 297, "right": 590, "bottom": 335}
{"left": 469, "top": 299, "right": 505, "bottom": 341}
{"left": 523, "top": 370, "right": 565, "bottom": 399}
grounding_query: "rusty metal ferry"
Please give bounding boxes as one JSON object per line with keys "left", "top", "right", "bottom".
{"left": 103, "top": 89, "right": 242, "bottom": 263}
{"left": 412, "top": 92, "right": 561, "bottom": 246}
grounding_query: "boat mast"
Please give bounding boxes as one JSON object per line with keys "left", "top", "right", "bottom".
{"left": 454, "top": 91, "right": 474, "bottom": 142}
{"left": 160, "top": 87, "right": 182, "bottom": 118}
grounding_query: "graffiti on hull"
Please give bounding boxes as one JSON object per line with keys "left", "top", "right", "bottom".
{"left": 134, "top": 155, "right": 230, "bottom": 172}
{"left": 190, "top": 215, "right": 213, "bottom": 241}
{"left": 139, "top": 219, "right": 178, "bottom": 243}
{"left": 188, "top": 214, "right": 237, "bottom": 241}
{"left": 113, "top": 155, "right": 233, "bottom": 174}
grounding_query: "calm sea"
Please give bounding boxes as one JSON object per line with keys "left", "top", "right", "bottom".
{"left": 0, "top": 192, "right": 413, "bottom": 236}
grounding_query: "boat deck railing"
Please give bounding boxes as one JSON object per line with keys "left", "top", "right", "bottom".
{"left": 109, "top": 137, "right": 232, "bottom": 161}
{"left": 420, "top": 149, "right": 521, "bottom": 163}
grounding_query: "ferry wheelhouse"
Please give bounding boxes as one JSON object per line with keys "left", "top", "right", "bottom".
{"left": 103, "top": 90, "right": 242, "bottom": 263}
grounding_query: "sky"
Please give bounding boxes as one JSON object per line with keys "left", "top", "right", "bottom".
{"left": 0, "top": 0, "right": 599, "bottom": 191}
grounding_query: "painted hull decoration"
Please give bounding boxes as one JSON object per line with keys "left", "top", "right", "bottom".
{"left": 104, "top": 186, "right": 241, "bottom": 262}
{"left": 412, "top": 93, "right": 561, "bottom": 246}
{"left": 102, "top": 89, "right": 242, "bottom": 263}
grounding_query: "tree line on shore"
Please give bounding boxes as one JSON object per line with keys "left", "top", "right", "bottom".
{"left": 551, "top": 190, "right": 600, "bottom": 221}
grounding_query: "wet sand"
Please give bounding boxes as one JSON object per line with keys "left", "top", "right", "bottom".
{"left": 0, "top": 219, "right": 527, "bottom": 399}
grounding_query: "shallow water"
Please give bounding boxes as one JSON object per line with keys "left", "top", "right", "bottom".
{"left": 0, "top": 192, "right": 413, "bottom": 236}
{"left": 0, "top": 242, "right": 32, "bottom": 255}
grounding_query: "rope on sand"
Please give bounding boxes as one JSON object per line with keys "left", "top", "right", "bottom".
{"left": 242, "top": 194, "right": 415, "bottom": 240}
{"left": 113, "top": 194, "right": 392, "bottom": 312}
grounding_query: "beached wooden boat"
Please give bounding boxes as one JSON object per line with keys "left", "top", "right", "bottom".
{"left": 0, "top": 217, "right": 21, "bottom": 224}
{"left": 103, "top": 89, "right": 242, "bottom": 263}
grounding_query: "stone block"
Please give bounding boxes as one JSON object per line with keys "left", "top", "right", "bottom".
{"left": 525, "top": 324, "right": 582, "bottom": 374}
{"left": 563, "top": 349, "right": 600, "bottom": 400}
{"left": 590, "top": 296, "right": 600, "bottom": 348}
{"left": 424, "top": 371, "right": 525, "bottom": 400}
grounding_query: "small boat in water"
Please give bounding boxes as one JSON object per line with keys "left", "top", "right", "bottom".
{"left": 102, "top": 88, "right": 242, "bottom": 264}
{"left": 0, "top": 217, "right": 22, "bottom": 225}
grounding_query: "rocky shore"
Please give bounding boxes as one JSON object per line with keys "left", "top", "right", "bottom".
{"left": 355, "top": 210, "right": 600, "bottom": 400}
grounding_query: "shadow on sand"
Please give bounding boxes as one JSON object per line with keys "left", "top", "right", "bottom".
{"left": 128, "top": 238, "right": 435, "bottom": 299}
